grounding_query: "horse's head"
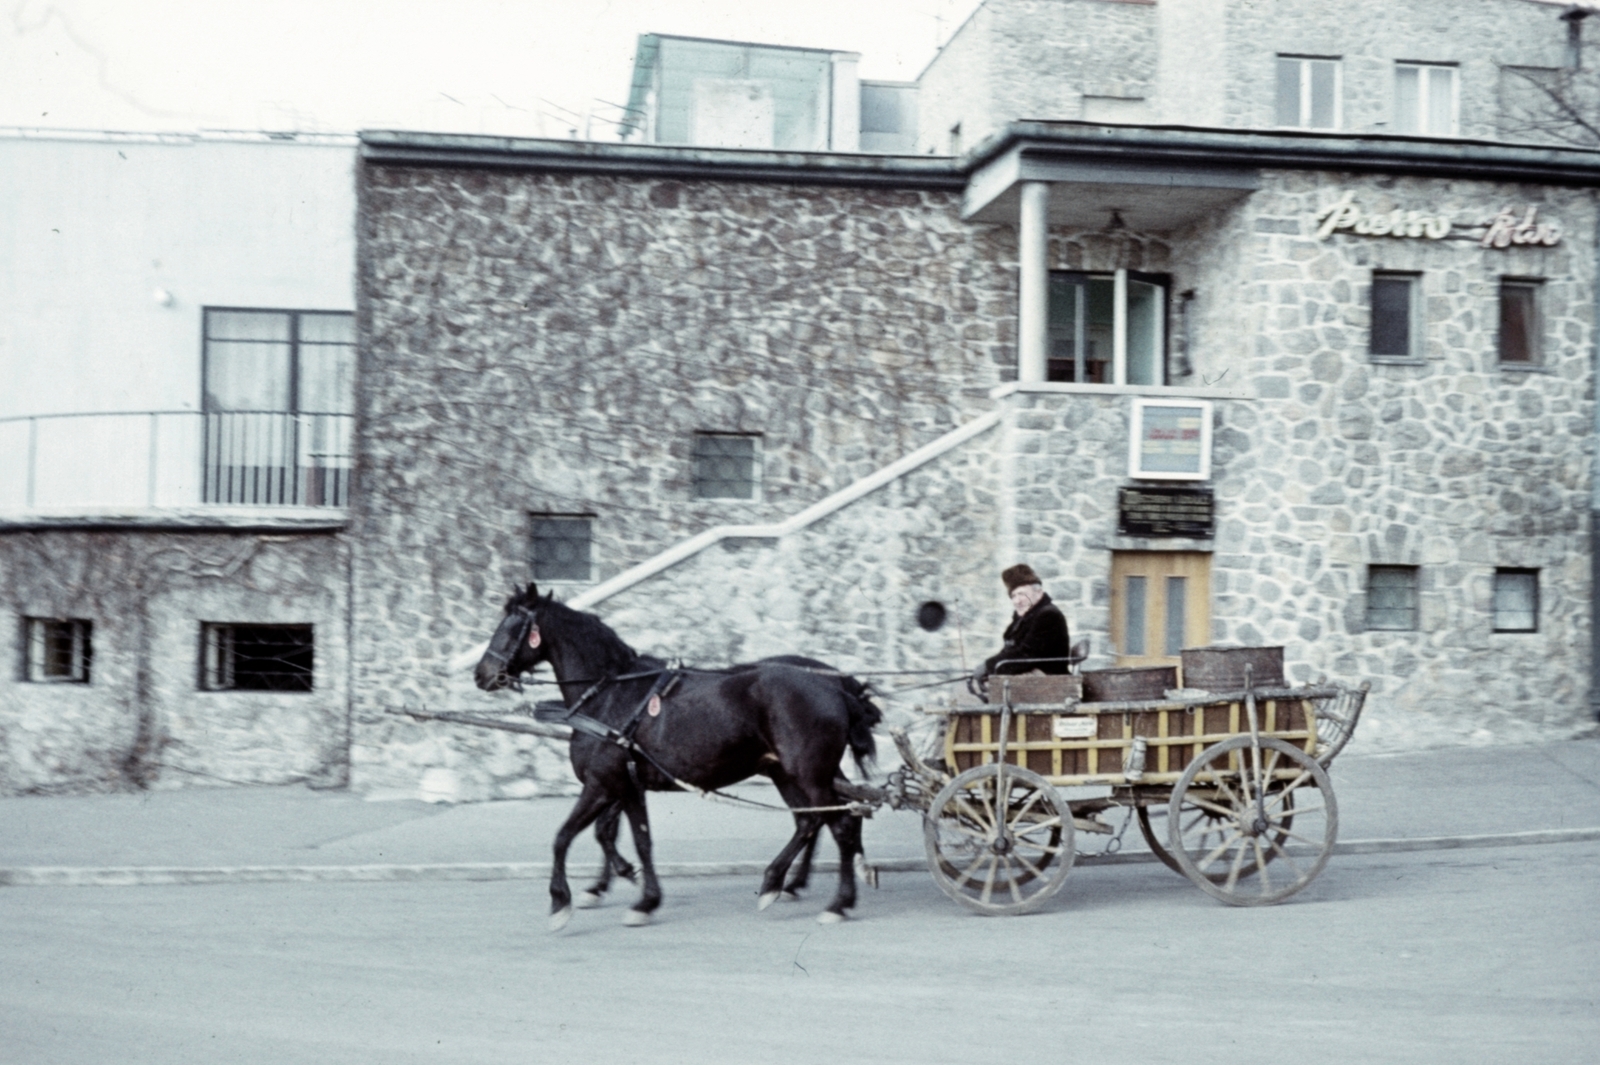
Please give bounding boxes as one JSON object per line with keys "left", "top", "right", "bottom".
{"left": 474, "top": 583, "right": 551, "bottom": 692}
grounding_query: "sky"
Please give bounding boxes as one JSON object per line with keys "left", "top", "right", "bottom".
{"left": 1, "top": 0, "right": 980, "bottom": 139}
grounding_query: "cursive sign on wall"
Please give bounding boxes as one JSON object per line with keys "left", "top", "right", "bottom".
{"left": 1315, "top": 191, "right": 1452, "bottom": 240}
{"left": 1313, "top": 191, "right": 1563, "bottom": 248}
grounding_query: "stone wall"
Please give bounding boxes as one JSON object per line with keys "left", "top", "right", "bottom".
{"left": 352, "top": 166, "right": 1024, "bottom": 796}
{"left": 0, "top": 531, "right": 350, "bottom": 794}
{"left": 918, "top": 0, "right": 1572, "bottom": 148}
{"left": 918, "top": 0, "right": 1157, "bottom": 154}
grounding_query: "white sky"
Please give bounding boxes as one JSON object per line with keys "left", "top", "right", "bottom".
{"left": 1, "top": 0, "right": 980, "bottom": 139}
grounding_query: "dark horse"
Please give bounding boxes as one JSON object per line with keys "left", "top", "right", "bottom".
{"left": 474, "top": 584, "right": 881, "bottom": 928}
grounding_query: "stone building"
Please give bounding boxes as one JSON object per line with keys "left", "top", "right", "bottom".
{"left": 7, "top": 0, "right": 1600, "bottom": 798}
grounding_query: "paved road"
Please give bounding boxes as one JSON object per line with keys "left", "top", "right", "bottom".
{"left": 3, "top": 840, "right": 1596, "bottom": 1064}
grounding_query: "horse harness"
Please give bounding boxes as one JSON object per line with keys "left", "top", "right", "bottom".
{"left": 530, "top": 663, "right": 869, "bottom": 817}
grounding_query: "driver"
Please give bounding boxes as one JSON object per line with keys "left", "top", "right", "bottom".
{"left": 979, "top": 564, "right": 1072, "bottom": 683}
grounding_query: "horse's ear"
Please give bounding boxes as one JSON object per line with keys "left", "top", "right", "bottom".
{"left": 525, "top": 582, "right": 541, "bottom": 606}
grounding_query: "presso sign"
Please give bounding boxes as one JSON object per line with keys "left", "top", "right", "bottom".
{"left": 1313, "top": 191, "right": 1561, "bottom": 247}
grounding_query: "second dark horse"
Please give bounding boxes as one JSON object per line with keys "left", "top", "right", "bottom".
{"left": 473, "top": 584, "right": 881, "bottom": 929}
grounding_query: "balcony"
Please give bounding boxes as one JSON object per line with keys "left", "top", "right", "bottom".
{"left": 0, "top": 411, "right": 354, "bottom": 530}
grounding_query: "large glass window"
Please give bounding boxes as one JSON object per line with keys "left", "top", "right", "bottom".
{"left": 201, "top": 309, "right": 355, "bottom": 507}
{"left": 1395, "top": 63, "right": 1458, "bottom": 136}
{"left": 1048, "top": 271, "right": 1166, "bottom": 385}
{"left": 1276, "top": 56, "right": 1341, "bottom": 129}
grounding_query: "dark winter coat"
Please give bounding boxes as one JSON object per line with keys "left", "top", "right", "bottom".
{"left": 984, "top": 594, "right": 1072, "bottom": 676}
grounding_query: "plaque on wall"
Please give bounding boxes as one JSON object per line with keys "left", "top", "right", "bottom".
{"left": 1118, "top": 486, "right": 1215, "bottom": 538}
{"left": 1128, "top": 398, "right": 1213, "bottom": 480}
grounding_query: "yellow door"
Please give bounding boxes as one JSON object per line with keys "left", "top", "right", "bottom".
{"left": 1110, "top": 552, "right": 1211, "bottom": 674}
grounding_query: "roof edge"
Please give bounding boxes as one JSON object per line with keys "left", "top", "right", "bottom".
{"left": 964, "top": 121, "right": 1600, "bottom": 185}
{"left": 359, "top": 131, "right": 965, "bottom": 188}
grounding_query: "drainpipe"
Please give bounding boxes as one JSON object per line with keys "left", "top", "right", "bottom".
{"left": 1592, "top": 195, "right": 1600, "bottom": 721}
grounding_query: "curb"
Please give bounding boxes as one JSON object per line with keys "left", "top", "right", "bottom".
{"left": 4, "top": 827, "right": 1598, "bottom": 887}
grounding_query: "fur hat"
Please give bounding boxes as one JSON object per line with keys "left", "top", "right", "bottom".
{"left": 1002, "top": 563, "right": 1043, "bottom": 592}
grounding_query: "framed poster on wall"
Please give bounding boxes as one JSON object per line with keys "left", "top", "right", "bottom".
{"left": 1128, "top": 398, "right": 1212, "bottom": 481}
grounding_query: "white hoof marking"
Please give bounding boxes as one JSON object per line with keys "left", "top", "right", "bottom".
{"left": 757, "top": 891, "right": 780, "bottom": 912}
{"left": 549, "top": 907, "right": 573, "bottom": 932}
{"left": 816, "top": 910, "right": 846, "bottom": 925}
{"left": 575, "top": 891, "right": 603, "bottom": 910}
{"left": 622, "top": 909, "right": 652, "bottom": 927}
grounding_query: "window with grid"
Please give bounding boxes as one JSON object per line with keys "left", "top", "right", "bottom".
{"left": 530, "top": 516, "right": 594, "bottom": 581}
{"left": 1370, "top": 273, "right": 1420, "bottom": 361}
{"left": 1492, "top": 569, "right": 1538, "bottom": 632}
{"left": 1276, "top": 56, "right": 1341, "bottom": 129}
{"left": 200, "top": 624, "right": 313, "bottom": 692}
{"left": 24, "top": 618, "right": 92, "bottom": 683}
{"left": 692, "top": 434, "right": 760, "bottom": 499}
{"left": 1498, "top": 280, "right": 1541, "bottom": 365}
{"left": 1394, "top": 62, "right": 1457, "bottom": 136}
{"left": 1365, "top": 566, "right": 1419, "bottom": 631}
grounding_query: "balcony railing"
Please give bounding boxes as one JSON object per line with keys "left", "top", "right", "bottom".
{"left": 0, "top": 410, "right": 354, "bottom": 513}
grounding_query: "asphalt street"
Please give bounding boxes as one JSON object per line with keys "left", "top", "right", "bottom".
{"left": 2, "top": 738, "right": 1598, "bottom": 1063}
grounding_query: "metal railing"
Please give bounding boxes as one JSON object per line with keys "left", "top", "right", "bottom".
{"left": 0, "top": 410, "right": 354, "bottom": 511}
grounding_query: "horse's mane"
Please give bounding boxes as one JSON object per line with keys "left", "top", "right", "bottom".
{"left": 509, "top": 584, "right": 663, "bottom": 672}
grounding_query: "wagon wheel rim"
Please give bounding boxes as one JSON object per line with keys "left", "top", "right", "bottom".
{"left": 1138, "top": 793, "right": 1294, "bottom": 883}
{"left": 923, "top": 763, "right": 1075, "bottom": 916}
{"left": 1167, "top": 736, "right": 1338, "bottom": 907}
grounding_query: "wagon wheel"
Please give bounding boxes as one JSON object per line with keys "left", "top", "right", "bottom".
{"left": 923, "top": 763, "right": 1074, "bottom": 916}
{"left": 1167, "top": 736, "right": 1338, "bottom": 906}
{"left": 1136, "top": 791, "right": 1294, "bottom": 883}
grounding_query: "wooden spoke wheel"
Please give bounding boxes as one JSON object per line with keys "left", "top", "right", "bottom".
{"left": 1167, "top": 736, "right": 1338, "bottom": 906}
{"left": 923, "top": 763, "right": 1074, "bottom": 916}
{"left": 1136, "top": 791, "right": 1295, "bottom": 883}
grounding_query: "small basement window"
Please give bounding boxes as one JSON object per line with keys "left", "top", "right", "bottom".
{"left": 1365, "top": 566, "right": 1419, "bottom": 631}
{"left": 200, "top": 623, "right": 314, "bottom": 692}
{"left": 1370, "top": 273, "right": 1420, "bottom": 361}
{"left": 1498, "top": 280, "right": 1541, "bottom": 365}
{"left": 1492, "top": 569, "right": 1538, "bottom": 632}
{"left": 693, "top": 433, "right": 760, "bottom": 499}
{"left": 530, "top": 515, "right": 594, "bottom": 582}
{"left": 24, "top": 618, "right": 92, "bottom": 683}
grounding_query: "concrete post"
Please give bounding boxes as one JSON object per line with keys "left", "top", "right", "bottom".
{"left": 1017, "top": 181, "right": 1050, "bottom": 383}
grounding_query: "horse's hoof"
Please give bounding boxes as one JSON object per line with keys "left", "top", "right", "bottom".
{"left": 622, "top": 909, "right": 652, "bottom": 927}
{"left": 816, "top": 910, "right": 846, "bottom": 925}
{"left": 575, "top": 891, "right": 603, "bottom": 910}
{"left": 549, "top": 907, "right": 573, "bottom": 932}
{"left": 757, "top": 891, "right": 781, "bottom": 912}
{"left": 781, "top": 890, "right": 801, "bottom": 902}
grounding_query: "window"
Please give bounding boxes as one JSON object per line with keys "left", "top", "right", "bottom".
{"left": 692, "top": 433, "right": 760, "bottom": 499}
{"left": 24, "top": 618, "right": 92, "bottom": 683}
{"left": 202, "top": 308, "right": 355, "bottom": 507}
{"left": 1493, "top": 569, "right": 1538, "bottom": 632}
{"left": 1366, "top": 566, "right": 1419, "bottom": 631}
{"left": 1395, "top": 63, "right": 1458, "bottom": 136}
{"left": 200, "top": 624, "right": 313, "bottom": 692}
{"left": 1499, "top": 280, "right": 1541, "bottom": 364}
{"left": 530, "top": 515, "right": 593, "bottom": 582}
{"left": 1370, "top": 273, "right": 1420, "bottom": 361}
{"left": 1277, "top": 56, "right": 1341, "bottom": 129}
{"left": 1048, "top": 270, "right": 1167, "bottom": 385}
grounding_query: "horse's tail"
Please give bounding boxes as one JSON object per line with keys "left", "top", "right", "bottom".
{"left": 838, "top": 673, "right": 882, "bottom": 775}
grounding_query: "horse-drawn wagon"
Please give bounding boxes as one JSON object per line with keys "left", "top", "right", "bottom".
{"left": 881, "top": 646, "right": 1369, "bottom": 914}
{"left": 419, "top": 587, "right": 1369, "bottom": 927}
